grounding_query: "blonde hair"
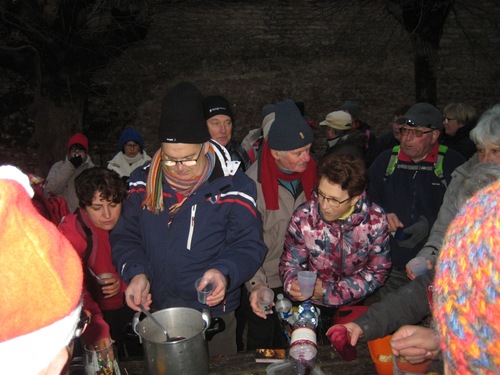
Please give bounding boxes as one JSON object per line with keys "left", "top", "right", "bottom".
{"left": 443, "top": 102, "right": 477, "bottom": 126}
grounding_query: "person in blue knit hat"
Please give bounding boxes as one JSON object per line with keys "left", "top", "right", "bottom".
{"left": 241, "top": 99, "right": 318, "bottom": 350}
{"left": 108, "top": 127, "right": 151, "bottom": 186}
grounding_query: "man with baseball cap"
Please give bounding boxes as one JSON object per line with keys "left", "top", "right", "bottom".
{"left": 367, "top": 103, "right": 465, "bottom": 299}
{"left": 319, "top": 110, "right": 368, "bottom": 158}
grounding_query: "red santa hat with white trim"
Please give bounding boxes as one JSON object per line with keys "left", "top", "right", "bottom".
{"left": 0, "top": 165, "right": 83, "bottom": 373}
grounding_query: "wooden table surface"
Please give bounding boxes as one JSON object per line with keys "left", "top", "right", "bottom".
{"left": 119, "top": 342, "right": 378, "bottom": 374}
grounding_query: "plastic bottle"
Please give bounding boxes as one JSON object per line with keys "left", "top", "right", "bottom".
{"left": 289, "top": 308, "right": 318, "bottom": 375}
{"left": 296, "top": 301, "right": 318, "bottom": 328}
{"left": 275, "top": 293, "right": 294, "bottom": 323}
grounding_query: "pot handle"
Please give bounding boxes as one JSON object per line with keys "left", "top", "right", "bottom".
{"left": 201, "top": 308, "right": 211, "bottom": 330}
{"left": 204, "top": 317, "right": 225, "bottom": 341}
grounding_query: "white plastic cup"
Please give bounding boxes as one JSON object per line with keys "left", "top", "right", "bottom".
{"left": 256, "top": 287, "right": 274, "bottom": 315}
{"left": 297, "top": 271, "right": 317, "bottom": 299}
{"left": 407, "top": 257, "right": 428, "bottom": 277}
{"left": 195, "top": 278, "right": 215, "bottom": 304}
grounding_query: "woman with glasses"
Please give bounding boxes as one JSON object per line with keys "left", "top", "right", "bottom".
{"left": 279, "top": 153, "right": 391, "bottom": 337}
{"left": 439, "top": 102, "right": 477, "bottom": 160}
{"left": 108, "top": 127, "right": 151, "bottom": 187}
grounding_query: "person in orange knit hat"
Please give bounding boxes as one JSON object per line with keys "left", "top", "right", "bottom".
{"left": 433, "top": 180, "right": 499, "bottom": 374}
{"left": 0, "top": 165, "right": 84, "bottom": 374}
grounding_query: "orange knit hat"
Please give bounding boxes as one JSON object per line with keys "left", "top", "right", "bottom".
{"left": 433, "top": 181, "right": 500, "bottom": 374}
{"left": 0, "top": 165, "right": 83, "bottom": 372}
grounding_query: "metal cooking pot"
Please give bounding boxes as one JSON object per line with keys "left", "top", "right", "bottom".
{"left": 133, "top": 307, "right": 224, "bottom": 375}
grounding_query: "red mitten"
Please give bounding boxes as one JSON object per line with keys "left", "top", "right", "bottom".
{"left": 326, "top": 325, "right": 357, "bottom": 361}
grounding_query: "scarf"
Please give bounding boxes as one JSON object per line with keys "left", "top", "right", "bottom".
{"left": 260, "top": 140, "right": 317, "bottom": 210}
{"left": 123, "top": 151, "right": 143, "bottom": 164}
{"left": 142, "top": 146, "right": 214, "bottom": 214}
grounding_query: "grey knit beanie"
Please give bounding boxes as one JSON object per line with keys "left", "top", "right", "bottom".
{"left": 267, "top": 99, "right": 313, "bottom": 151}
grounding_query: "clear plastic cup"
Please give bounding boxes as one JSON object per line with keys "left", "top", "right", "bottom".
{"left": 393, "top": 355, "right": 432, "bottom": 375}
{"left": 195, "top": 278, "right": 215, "bottom": 304}
{"left": 407, "top": 257, "right": 428, "bottom": 277}
{"left": 297, "top": 271, "right": 317, "bottom": 299}
{"left": 84, "top": 343, "right": 121, "bottom": 375}
{"left": 256, "top": 287, "right": 274, "bottom": 314}
{"left": 97, "top": 272, "right": 115, "bottom": 285}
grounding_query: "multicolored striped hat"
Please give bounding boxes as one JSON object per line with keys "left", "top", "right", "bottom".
{"left": 433, "top": 181, "right": 500, "bottom": 374}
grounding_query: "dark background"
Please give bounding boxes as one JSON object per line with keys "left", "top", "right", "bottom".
{"left": 1, "top": 0, "right": 498, "bottom": 177}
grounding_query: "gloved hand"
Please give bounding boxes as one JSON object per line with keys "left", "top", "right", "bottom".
{"left": 326, "top": 325, "right": 357, "bottom": 361}
{"left": 69, "top": 155, "right": 83, "bottom": 168}
{"left": 397, "top": 215, "right": 429, "bottom": 248}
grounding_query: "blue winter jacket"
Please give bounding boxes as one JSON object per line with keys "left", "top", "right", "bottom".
{"left": 110, "top": 143, "right": 268, "bottom": 316}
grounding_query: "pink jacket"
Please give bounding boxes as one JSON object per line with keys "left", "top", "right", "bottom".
{"left": 280, "top": 193, "right": 391, "bottom": 307}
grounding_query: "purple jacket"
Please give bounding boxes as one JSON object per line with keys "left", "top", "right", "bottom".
{"left": 279, "top": 192, "right": 391, "bottom": 307}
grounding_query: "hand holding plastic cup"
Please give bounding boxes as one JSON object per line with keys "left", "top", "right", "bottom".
{"left": 195, "top": 278, "right": 215, "bottom": 304}
{"left": 256, "top": 287, "right": 274, "bottom": 315}
{"left": 407, "top": 257, "right": 428, "bottom": 277}
{"left": 97, "top": 272, "right": 115, "bottom": 285}
{"left": 393, "top": 354, "right": 432, "bottom": 375}
{"left": 297, "top": 271, "right": 317, "bottom": 299}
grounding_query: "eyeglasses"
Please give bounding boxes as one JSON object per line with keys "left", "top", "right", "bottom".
{"left": 125, "top": 143, "right": 140, "bottom": 149}
{"left": 400, "top": 127, "right": 434, "bottom": 138}
{"left": 316, "top": 189, "right": 350, "bottom": 208}
{"left": 162, "top": 145, "right": 204, "bottom": 167}
{"left": 444, "top": 117, "right": 456, "bottom": 122}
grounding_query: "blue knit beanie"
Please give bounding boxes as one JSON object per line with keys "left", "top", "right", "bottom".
{"left": 120, "top": 128, "right": 145, "bottom": 150}
{"left": 267, "top": 99, "right": 313, "bottom": 151}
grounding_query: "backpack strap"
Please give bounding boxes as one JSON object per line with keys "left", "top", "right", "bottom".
{"left": 384, "top": 145, "right": 448, "bottom": 188}
{"left": 76, "top": 210, "right": 94, "bottom": 265}
{"left": 434, "top": 145, "right": 448, "bottom": 188}
{"left": 384, "top": 145, "right": 401, "bottom": 181}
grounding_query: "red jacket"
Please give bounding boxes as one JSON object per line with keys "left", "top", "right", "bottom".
{"left": 59, "top": 209, "right": 127, "bottom": 345}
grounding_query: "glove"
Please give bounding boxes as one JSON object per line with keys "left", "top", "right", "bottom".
{"left": 326, "top": 325, "right": 357, "bottom": 361}
{"left": 69, "top": 155, "right": 83, "bottom": 168}
{"left": 397, "top": 215, "right": 429, "bottom": 248}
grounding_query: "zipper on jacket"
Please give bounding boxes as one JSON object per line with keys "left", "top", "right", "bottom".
{"left": 187, "top": 204, "right": 197, "bottom": 250}
{"left": 339, "top": 224, "right": 344, "bottom": 274}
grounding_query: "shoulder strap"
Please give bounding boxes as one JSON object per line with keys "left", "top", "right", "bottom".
{"left": 76, "top": 210, "right": 94, "bottom": 265}
{"left": 434, "top": 145, "right": 448, "bottom": 188}
{"left": 384, "top": 145, "right": 401, "bottom": 181}
{"left": 384, "top": 144, "right": 448, "bottom": 188}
